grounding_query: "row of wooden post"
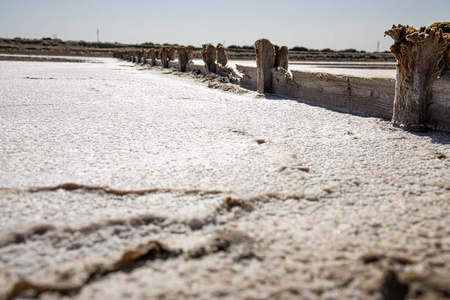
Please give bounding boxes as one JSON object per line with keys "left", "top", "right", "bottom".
{"left": 114, "top": 43, "right": 229, "bottom": 74}
{"left": 114, "top": 22, "right": 449, "bottom": 130}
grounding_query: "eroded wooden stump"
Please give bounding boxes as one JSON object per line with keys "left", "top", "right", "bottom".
{"left": 137, "top": 50, "right": 143, "bottom": 64}
{"left": 255, "top": 39, "right": 276, "bottom": 93}
{"left": 160, "top": 46, "right": 169, "bottom": 68}
{"left": 385, "top": 23, "right": 450, "bottom": 129}
{"left": 177, "top": 46, "right": 189, "bottom": 72}
{"left": 202, "top": 44, "right": 217, "bottom": 73}
{"left": 148, "top": 49, "right": 155, "bottom": 65}
{"left": 274, "top": 45, "right": 289, "bottom": 70}
{"left": 187, "top": 46, "right": 195, "bottom": 63}
{"left": 168, "top": 48, "right": 176, "bottom": 61}
{"left": 216, "top": 44, "right": 228, "bottom": 67}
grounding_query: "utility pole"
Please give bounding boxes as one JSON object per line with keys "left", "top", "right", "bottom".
{"left": 97, "top": 29, "right": 100, "bottom": 43}
{"left": 376, "top": 41, "right": 380, "bottom": 52}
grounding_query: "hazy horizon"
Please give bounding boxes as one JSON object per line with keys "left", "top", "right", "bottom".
{"left": 1, "top": 0, "right": 449, "bottom": 52}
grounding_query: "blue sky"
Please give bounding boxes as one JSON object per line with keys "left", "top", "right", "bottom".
{"left": 0, "top": 0, "right": 449, "bottom": 52}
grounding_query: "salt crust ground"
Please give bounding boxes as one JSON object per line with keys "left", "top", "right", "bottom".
{"left": 0, "top": 58, "right": 449, "bottom": 299}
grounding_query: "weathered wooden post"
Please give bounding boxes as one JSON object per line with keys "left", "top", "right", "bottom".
{"left": 160, "top": 47, "right": 169, "bottom": 68}
{"left": 141, "top": 49, "right": 146, "bottom": 63}
{"left": 143, "top": 50, "right": 149, "bottom": 63}
{"left": 274, "top": 45, "right": 289, "bottom": 70}
{"left": 177, "top": 46, "right": 189, "bottom": 72}
{"left": 167, "top": 48, "right": 176, "bottom": 61}
{"left": 255, "top": 39, "right": 276, "bottom": 93}
{"left": 149, "top": 49, "right": 156, "bottom": 66}
{"left": 216, "top": 43, "right": 228, "bottom": 67}
{"left": 202, "top": 44, "right": 216, "bottom": 73}
{"left": 385, "top": 22, "right": 450, "bottom": 129}
{"left": 137, "top": 50, "right": 142, "bottom": 63}
{"left": 187, "top": 46, "right": 195, "bottom": 63}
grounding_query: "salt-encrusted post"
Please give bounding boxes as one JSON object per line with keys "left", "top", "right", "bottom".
{"left": 274, "top": 45, "right": 289, "bottom": 70}
{"left": 149, "top": 49, "right": 156, "bottom": 66}
{"left": 177, "top": 46, "right": 189, "bottom": 72}
{"left": 255, "top": 39, "right": 276, "bottom": 93}
{"left": 141, "top": 49, "right": 146, "bottom": 63}
{"left": 137, "top": 50, "right": 143, "bottom": 63}
{"left": 385, "top": 23, "right": 450, "bottom": 129}
{"left": 144, "top": 50, "right": 149, "bottom": 63}
{"left": 168, "top": 48, "right": 176, "bottom": 61}
{"left": 201, "top": 44, "right": 216, "bottom": 73}
{"left": 187, "top": 46, "right": 195, "bottom": 63}
{"left": 160, "top": 46, "right": 169, "bottom": 68}
{"left": 216, "top": 43, "right": 228, "bottom": 67}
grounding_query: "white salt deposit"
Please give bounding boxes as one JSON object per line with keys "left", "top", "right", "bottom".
{"left": 0, "top": 57, "right": 448, "bottom": 300}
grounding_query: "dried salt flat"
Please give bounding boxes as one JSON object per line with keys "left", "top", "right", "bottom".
{"left": 0, "top": 57, "right": 449, "bottom": 300}
{"left": 0, "top": 54, "right": 106, "bottom": 60}
{"left": 0, "top": 53, "right": 108, "bottom": 63}
{"left": 225, "top": 59, "right": 396, "bottom": 78}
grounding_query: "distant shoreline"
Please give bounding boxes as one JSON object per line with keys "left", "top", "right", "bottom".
{"left": 0, "top": 37, "right": 395, "bottom": 62}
